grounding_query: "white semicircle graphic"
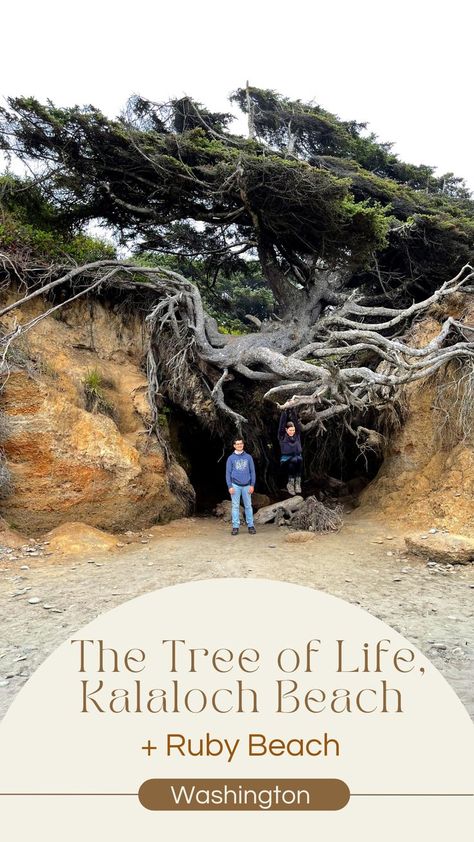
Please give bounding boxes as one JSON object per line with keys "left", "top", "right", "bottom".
{"left": 0, "top": 578, "right": 472, "bottom": 840}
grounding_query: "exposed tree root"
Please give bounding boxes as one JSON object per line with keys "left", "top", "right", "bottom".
{"left": 276, "top": 495, "right": 344, "bottom": 533}
{"left": 0, "top": 257, "right": 473, "bottom": 462}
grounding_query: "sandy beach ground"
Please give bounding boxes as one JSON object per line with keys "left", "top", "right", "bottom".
{"left": 1, "top": 511, "right": 473, "bottom": 720}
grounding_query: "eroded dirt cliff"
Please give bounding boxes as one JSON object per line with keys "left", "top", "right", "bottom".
{"left": 360, "top": 298, "right": 474, "bottom": 535}
{"left": 0, "top": 292, "right": 193, "bottom": 535}
{"left": 1, "top": 290, "right": 473, "bottom": 538}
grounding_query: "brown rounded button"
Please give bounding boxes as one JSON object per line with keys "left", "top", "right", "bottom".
{"left": 138, "top": 778, "right": 350, "bottom": 811}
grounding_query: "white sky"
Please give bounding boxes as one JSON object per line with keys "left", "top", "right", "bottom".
{"left": 2, "top": 0, "right": 473, "bottom": 190}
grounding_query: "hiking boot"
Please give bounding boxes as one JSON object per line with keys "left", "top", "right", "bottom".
{"left": 294, "top": 477, "right": 302, "bottom": 494}
{"left": 286, "top": 478, "right": 296, "bottom": 495}
{"left": 231, "top": 527, "right": 239, "bottom": 536}
{"left": 248, "top": 526, "right": 257, "bottom": 535}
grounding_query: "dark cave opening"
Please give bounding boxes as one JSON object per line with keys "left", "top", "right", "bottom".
{"left": 168, "top": 409, "right": 230, "bottom": 513}
{"left": 169, "top": 403, "right": 384, "bottom": 514}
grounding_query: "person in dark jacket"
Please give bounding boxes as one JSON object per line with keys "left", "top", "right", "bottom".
{"left": 225, "top": 436, "right": 257, "bottom": 536}
{"left": 278, "top": 409, "right": 303, "bottom": 496}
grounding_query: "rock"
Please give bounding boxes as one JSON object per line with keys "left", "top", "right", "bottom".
{"left": 284, "top": 531, "right": 316, "bottom": 544}
{"left": 251, "top": 493, "right": 271, "bottom": 511}
{"left": 214, "top": 500, "right": 243, "bottom": 523}
{"left": 27, "top": 597, "right": 41, "bottom": 604}
{"left": 42, "top": 522, "right": 119, "bottom": 557}
{"left": 0, "top": 518, "right": 29, "bottom": 550}
{"left": 214, "top": 496, "right": 271, "bottom": 522}
{"left": 405, "top": 532, "right": 474, "bottom": 565}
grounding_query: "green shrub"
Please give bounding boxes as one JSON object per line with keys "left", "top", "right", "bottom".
{"left": 0, "top": 176, "right": 115, "bottom": 265}
{"left": 82, "top": 368, "right": 116, "bottom": 419}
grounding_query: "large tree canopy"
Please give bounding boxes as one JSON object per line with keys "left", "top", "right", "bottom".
{"left": 1, "top": 88, "right": 473, "bottom": 473}
{"left": 1, "top": 89, "right": 473, "bottom": 302}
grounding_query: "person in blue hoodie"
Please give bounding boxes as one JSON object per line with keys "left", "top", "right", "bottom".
{"left": 225, "top": 437, "right": 257, "bottom": 536}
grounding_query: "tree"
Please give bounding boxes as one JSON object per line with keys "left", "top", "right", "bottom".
{"left": 0, "top": 90, "right": 473, "bottom": 471}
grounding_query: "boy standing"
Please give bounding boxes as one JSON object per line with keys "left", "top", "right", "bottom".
{"left": 225, "top": 437, "right": 257, "bottom": 536}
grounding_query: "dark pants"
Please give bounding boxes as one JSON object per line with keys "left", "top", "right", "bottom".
{"left": 281, "top": 455, "right": 303, "bottom": 479}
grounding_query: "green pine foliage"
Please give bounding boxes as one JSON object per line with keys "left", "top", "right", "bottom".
{"left": 0, "top": 174, "right": 115, "bottom": 265}
{"left": 0, "top": 88, "right": 472, "bottom": 308}
{"left": 136, "top": 252, "right": 274, "bottom": 330}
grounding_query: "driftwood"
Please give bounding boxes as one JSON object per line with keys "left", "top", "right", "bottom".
{"left": 254, "top": 496, "right": 305, "bottom": 524}
{"left": 278, "top": 495, "right": 344, "bottom": 533}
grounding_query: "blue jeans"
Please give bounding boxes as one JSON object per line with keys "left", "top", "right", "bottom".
{"left": 231, "top": 484, "right": 254, "bottom": 528}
